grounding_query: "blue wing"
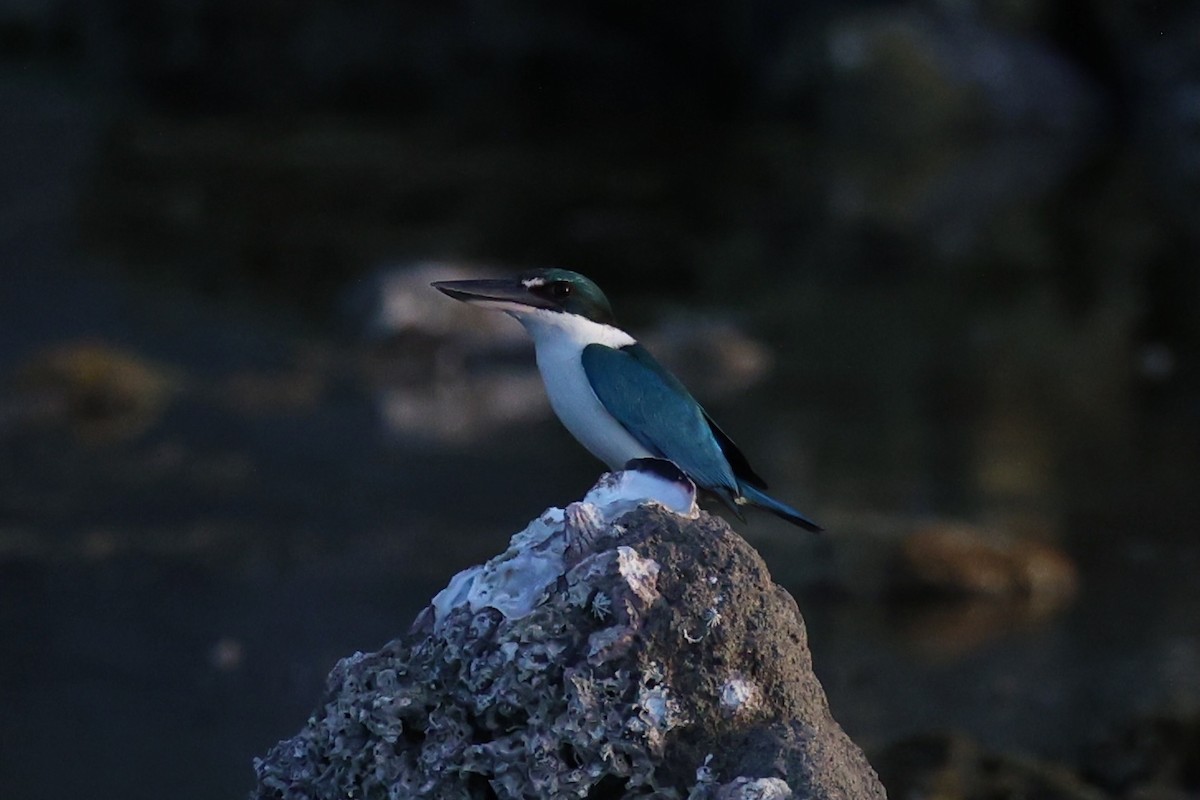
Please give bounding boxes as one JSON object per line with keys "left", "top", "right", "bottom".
{"left": 581, "top": 342, "right": 742, "bottom": 495}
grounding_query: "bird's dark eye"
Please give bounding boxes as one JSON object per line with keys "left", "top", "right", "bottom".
{"left": 551, "top": 281, "right": 572, "bottom": 298}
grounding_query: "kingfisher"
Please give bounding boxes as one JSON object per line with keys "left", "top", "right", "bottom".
{"left": 432, "top": 268, "right": 822, "bottom": 531}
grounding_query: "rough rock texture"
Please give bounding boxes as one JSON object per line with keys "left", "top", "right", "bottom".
{"left": 252, "top": 469, "right": 885, "bottom": 799}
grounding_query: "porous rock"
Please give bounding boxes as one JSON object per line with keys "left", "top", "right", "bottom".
{"left": 252, "top": 470, "right": 885, "bottom": 800}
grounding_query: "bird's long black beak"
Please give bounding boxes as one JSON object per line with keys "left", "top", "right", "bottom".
{"left": 431, "top": 278, "right": 554, "bottom": 311}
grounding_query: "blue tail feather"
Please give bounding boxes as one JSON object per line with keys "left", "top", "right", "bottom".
{"left": 739, "top": 484, "right": 823, "bottom": 532}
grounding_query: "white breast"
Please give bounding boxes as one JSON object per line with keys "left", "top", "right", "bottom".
{"left": 517, "top": 310, "right": 654, "bottom": 470}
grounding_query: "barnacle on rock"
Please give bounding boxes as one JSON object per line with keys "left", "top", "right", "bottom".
{"left": 590, "top": 591, "right": 613, "bottom": 620}
{"left": 253, "top": 466, "right": 884, "bottom": 800}
{"left": 718, "top": 674, "right": 760, "bottom": 716}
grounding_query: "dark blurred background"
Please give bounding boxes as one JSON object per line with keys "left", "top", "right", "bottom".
{"left": 2, "top": 1, "right": 1199, "bottom": 798}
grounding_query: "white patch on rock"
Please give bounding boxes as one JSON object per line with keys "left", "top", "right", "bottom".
{"left": 466, "top": 508, "right": 570, "bottom": 620}
{"left": 715, "top": 776, "right": 793, "bottom": 800}
{"left": 427, "top": 467, "right": 683, "bottom": 624}
{"left": 431, "top": 566, "right": 483, "bottom": 624}
{"left": 638, "top": 685, "right": 680, "bottom": 729}
{"left": 719, "top": 674, "right": 759, "bottom": 713}
{"left": 694, "top": 753, "right": 715, "bottom": 786}
{"left": 467, "top": 549, "right": 563, "bottom": 619}
{"left": 631, "top": 670, "right": 688, "bottom": 752}
{"left": 430, "top": 508, "right": 570, "bottom": 625}
{"left": 508, "top": 507, "right": 567, "bottom": 550}
{"left": 617, "top": 546, "right": 661, "bottom": 604}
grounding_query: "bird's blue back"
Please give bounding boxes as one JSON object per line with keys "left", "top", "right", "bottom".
{"left": 581, "top": 342, "right": 745, "bottom": 497}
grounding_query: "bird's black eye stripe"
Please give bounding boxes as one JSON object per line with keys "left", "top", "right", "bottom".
{"left": 531, "top": 280, "right": 572, "bottom": 300}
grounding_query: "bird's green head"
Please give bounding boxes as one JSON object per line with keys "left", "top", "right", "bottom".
{"left": 432, "top": 268, "right": 616, "bottom": 325}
